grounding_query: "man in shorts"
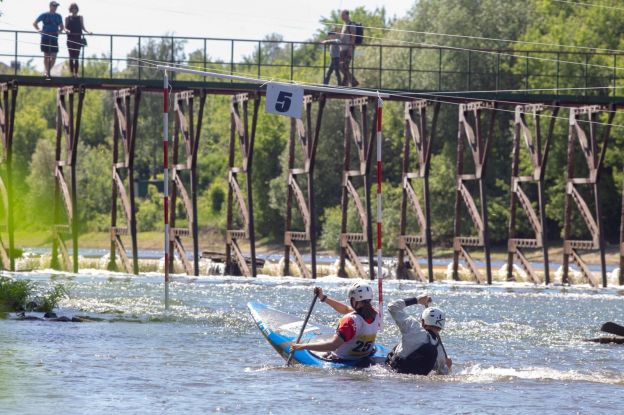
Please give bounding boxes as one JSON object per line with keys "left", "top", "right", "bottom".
{"left": 33, "top": 1, "right": 65, "bottom": 79}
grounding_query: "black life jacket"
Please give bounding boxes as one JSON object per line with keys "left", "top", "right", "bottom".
{"left": 387, "top": 330, "right": 439, "bottom": 375}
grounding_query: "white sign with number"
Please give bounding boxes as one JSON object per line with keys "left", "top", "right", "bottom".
{"left": 265, "top": 83, "right": 304, "bottom": 118}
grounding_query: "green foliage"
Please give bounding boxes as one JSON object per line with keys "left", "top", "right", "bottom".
{"left": 0, "top": 277, "right": 68, "bottom": 313}
{"left": 77, "top": 144, "right": 113, "bottom": 231}
{"left": 37, "top": 284, "right": 69, "bottom": 313}
{"left": 136, "top": 185, "right": 162, "bottom": 232}
{"left": 0, "top": 277, "right": 32, "bottom": 312}
{"left": 8, "top": 3, "right": 624, "bottom": 254}
{"left": 25, "top": 138, "right": 56, "bottom": 228}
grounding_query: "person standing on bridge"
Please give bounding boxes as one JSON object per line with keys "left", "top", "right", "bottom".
{"left": 386, "top": 293, "right": 452, "bottom": 375}
{"left": 33, "top": 1, "right": 65, "bottom": 79}
{"left": 65, "top": 3, "right": 91, "bottom": 77}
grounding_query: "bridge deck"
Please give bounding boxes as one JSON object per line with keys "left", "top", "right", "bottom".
{"left": 2, "top": 74, "right": 623, "bottom": 104}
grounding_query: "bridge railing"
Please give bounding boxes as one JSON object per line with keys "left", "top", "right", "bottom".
{"left": 1, "top": 29, "right": 623, "bottom": 94}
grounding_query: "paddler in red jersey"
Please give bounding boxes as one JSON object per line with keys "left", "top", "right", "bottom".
{"left": 291, "top": 282, "right": 381, "bottom": 363}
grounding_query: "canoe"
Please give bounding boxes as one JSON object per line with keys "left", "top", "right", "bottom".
{"left": 247, "top": 301, "right": 389, "bottom": 368}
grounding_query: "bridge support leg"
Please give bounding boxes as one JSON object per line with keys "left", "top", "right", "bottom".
{"left": 52, "top": 86, "right": 85, "bottom": 273}
{"left": 452, "top": 102, "right": 496, "bottom": 284}
{"left": 283, "top": 94, "right": 325, "bottom": 279}
{"left": 507, "top": 104, "right": 559, "bottom": 285}
{"left": 225, "top": 93, "right": 259, "bottom": 277}
{"left": 169, "top": 90, "right": 206, "bottom": 276}
{"left": 338, "top": 98, "right": 375, "bottom": 279}
{"left": 0, "top": 82, "right": 17, "bottom": 271}
{"left": 397, "top": 100, "right": 439, "bottom": 282}
{"left": 109, "top": 88, "right": 141, "bottom": 275}
{"left": 562, "top": 105, "right": 614, "bottom": 287}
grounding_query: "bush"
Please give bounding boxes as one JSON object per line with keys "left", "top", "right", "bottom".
{"left": 0, "top": 277, "right": 32, "bottom": 312}
{"left": 0, "top": 277, "right": 68, "bottom": 313}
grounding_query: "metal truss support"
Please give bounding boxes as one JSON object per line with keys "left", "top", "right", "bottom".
{"left": 51, "top": 85, "right": 85, "bottom": 272}
{"left": 225, "top": 93, "right": 259, "bottom": 277}
{"left": 397, "top": 100, "right": 440, "bottom": 282}
{"left": 562, "top": 105, "right": 614, "bottom": 287}
{"left": 109, "top": 88, "right": 141, "bottom": 275}
{"left": 452, "top": 101, "right": 496, "bottom": 284}
{"left": 169, "top": 90, "right": 206, "bottom": 276}
{"left": 283, "top": 94, "right": 326, "bottom": 279}
{"left": 507, "top": 104, "right": 559, "bottom": 285}
{"left": 338, "top": 97, "right": 376, "bottom": 279}
{"left": 0, "top": 82, "right": 17, "bottom": 271}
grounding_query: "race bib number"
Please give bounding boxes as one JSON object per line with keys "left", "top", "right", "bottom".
{"left": 265, "top": 83, "right": 304, "bottom": 118}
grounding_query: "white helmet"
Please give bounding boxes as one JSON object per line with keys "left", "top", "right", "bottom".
{"left": 347, "top": 282, "right": 373, "bottom": 302}
{"left": 421, "top": 307, "right": 445, "bottom": 329}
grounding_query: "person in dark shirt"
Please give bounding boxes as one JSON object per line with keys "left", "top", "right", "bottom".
{"left": 33, "top": 1, "right": 65, "bottom": 79}
{"left": 65, "top": 3, "right": 91, "bottom": 77}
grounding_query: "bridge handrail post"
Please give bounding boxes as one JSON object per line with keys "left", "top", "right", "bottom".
{"left": 230, "top": 39, "right": 234, "bottom": 79}
{"left": 138, "top": 36, "right": 142, "bottom": 80}
{"left": 14, "top": 32, "right": 18, "bottom": 76}
{"left": 438, "top": 48, "right": 442, "bottom": 90}
{"left": 379, "top": 44, "right": 382, "bottom": 89}
{"left": 408, "top": 47, "right": 413, "bottom": 90}
{"left": 525, "top": 51, "right": 529, "bottom": 90}
{"left": 257, "top": 40, "right": 261, "bottom": 79}
{"left": 203, "top": 38, "right": 207, "bottom": 82}
{"left": 170, "top": 36, "right": 175, "bottom": 80}
{"left": 613, "top": 55, "right": 617, "bottom": 95}
{"left": 290, "top": 42, "right": 294, "bottom": 81}
{"left": 322, "top": 43, "right": 326, "bottom": 85}
{"left": 109, "top": 35, "right": 113, "bottom": 78}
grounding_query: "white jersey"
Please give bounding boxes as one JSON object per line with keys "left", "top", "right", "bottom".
{"left": 333, "top": 311, "right": 381, "bottom": 360}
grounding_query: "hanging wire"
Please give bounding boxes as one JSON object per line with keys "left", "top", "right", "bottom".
{"left": 5, "top": 31, "right": 624, "bottom": 128}
{"left": 321, "top": 21, "right": 624, "bottom": 55}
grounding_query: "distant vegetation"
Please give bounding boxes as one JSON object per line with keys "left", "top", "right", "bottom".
{"left": 5, "top": 1, "right": 623, "bottom": 254}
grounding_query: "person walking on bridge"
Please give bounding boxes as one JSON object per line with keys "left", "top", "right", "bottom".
{"left": 386, "top": 293, "right": 452, "bottom": 375}
{"left": 33, "top": 1, "right": 64, "bottom": 79}
{"left": 339, "top": 9, "right": 359, "bottom": 87}
{"left": 322, "top": 28, "right": 342, "bottom": 85}
{"left": 291, "top": 283, "right": 380, "bottom": 364}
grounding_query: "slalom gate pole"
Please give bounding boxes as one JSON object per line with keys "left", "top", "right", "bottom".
{"left": 376, "top": 96, "right": 383, "bottom": 329}
{"left": 163, "top": 70, "right": 170, "bottom": 310}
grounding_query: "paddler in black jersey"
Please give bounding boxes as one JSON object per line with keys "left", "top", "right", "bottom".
{"left": 291, "top": 282, "right": 381, "bottom": 363}
{"left": 386, "top": 293, "right": 452, "bottom": 375}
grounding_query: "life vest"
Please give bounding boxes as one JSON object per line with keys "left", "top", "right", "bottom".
{"left": 387, "top": 330, "right": 439, "bottom": 375}
{"left": 333, "top": 311, "right": 380, "bottom": 360}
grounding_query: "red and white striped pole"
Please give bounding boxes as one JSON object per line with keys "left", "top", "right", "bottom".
{"left": 163, "top": 70, "right": 170, "bottom": 310}
{"left": 376, "top": 97, "right": 383, "bottom": 328}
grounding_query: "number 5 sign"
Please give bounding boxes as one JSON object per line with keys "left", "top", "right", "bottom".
{"left": 265, "top": 83, "right": 304, "bottom": 118}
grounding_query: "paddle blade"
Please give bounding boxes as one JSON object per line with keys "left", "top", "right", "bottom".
{"left": 600, "top": 322, "right": 624, "bottom": 337}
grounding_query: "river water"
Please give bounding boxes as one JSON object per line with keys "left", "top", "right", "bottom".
{"left": 1, "top": 270, "right": 623, "bottom": 414}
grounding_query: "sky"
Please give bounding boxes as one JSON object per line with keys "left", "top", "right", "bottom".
{"left": 0, "top": 0, "right": 415, "bottom": 40}
{"left": 0, "top": 0, "right": 416, "bottom": 72}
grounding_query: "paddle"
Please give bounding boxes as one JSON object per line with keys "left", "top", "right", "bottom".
{"left": 600, "top": 322, "right": 624, "bottom": 337}
{"left": 286, "top": 293, "right": 318, "bottom": 366}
